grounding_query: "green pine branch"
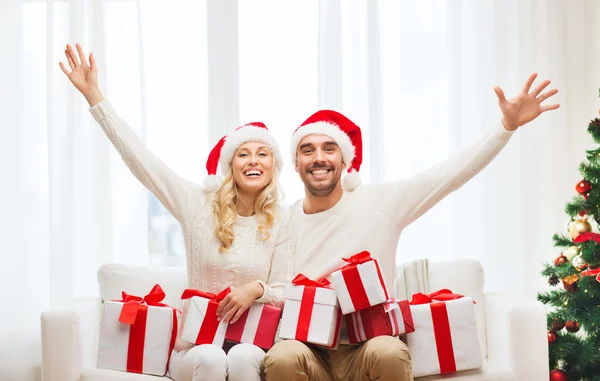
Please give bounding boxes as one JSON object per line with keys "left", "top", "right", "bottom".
{"left": 586, "top": 147, "right": 600, "bottom": 164}
{"left": 565, "top": 199, "right": 585, "bottom": 217}
{"left": 580, "top": 240, "right": 600, "bottom": 266}
{"left": 580, "top": 163, "right": 600, "bottom": 184}
{"left": 554, "top": 233, "right": 575, "bottom": 248}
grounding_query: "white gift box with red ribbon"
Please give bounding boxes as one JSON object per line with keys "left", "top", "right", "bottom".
{"left": 330, "top": 251, "right": 390, "bottom": 315}
{"left": 97, "top": 284, "right": 178, "bottom": 376}
{"left": 180, "top": 287, "right": 230, "bottom": 347}
{"left": 345, "top": 299, "right": 415, "bottom": 344}
{"left": 225, "top": 302, "right": 282, "bottom": 349}
{"left": 407, "top": 289, "right": 482, "bottom": 378}
{"left": 279, "top": 274, "right": 342, "bottom": 347}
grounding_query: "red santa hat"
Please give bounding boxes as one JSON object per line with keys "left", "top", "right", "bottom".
{"left": 203, "top": 122, "right": 283, "bottom": 193}
{"left": 290, "top": 110, "right": 363, "bottom": 191}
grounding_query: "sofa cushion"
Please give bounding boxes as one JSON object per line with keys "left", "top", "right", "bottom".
{"left": 97, "top": 264, "right": 187, "bottom": 310}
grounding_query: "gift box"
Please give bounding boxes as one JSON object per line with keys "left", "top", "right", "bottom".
{"left": 345, "top": 299, "right": 414, "bottom": 344}
{"left": 330, "top": 251, "right": 389, "bottom": 314}
{"left": 225, "top": 302, "right": 282, "bottom": 349}
{"left": 279, "top": 274, "right": 342, "bottom": 347}
{"left": 407, "top": 289, "right": 482, "bottom": 378}
{"left": 97, "top": 284, "right": 178, "bottom": 376}
{"left": 180, "top": 287, "right": 230, "bottom": 346}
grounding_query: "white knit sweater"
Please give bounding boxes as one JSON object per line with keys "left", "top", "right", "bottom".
{"left": 89, "top": 100, "right": 295, "bottom": 309}
{"left": 290, "top": 122, "right": 514, "bottom": 342}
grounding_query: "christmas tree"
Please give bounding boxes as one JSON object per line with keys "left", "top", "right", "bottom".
{"left": 538, "top": 108, "right": 600, "bottom": 381}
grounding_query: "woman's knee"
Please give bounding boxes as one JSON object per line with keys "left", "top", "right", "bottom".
{"left": 169, "top": 345, "right": 228, "bottom": 381}
{"left": 188, "top": 344, "right": 228, "bottom": 372}
{"left": 227, "top": 343, "right": 265, "bottom": 380}
{"left": 227, "top": 343, "right": 265, "bottom": 366}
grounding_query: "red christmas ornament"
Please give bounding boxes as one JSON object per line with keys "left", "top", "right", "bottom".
{"left": 551, "top": 319, "right": 565, "bottom": 331}
{"left": 555, "top": 254, "right": 568, "bottom": 266}
{"left": 550, "top": 369, "right": 568, "bottom": 381}
{"left": 565, "top": 320, "right": 580, "bottom": 333}
{"left": 576, "top": 180, "right": 592, "bottom": 199}
{"left": 548, "top": 331, "right": 557, "bottom": 344}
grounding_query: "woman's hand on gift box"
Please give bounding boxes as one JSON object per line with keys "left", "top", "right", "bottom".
{"left": 216, "top": 281, "right": 264, "bottom": 324}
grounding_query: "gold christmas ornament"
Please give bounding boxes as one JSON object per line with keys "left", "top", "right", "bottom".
{"left": 569, "top": 218, "right": 593, "bottom": 240}
{"left": 565, "top": 246, "right": 581, "bottom": 261}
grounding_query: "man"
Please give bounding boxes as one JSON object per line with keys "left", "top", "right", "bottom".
{"left": 264, "top": 73, "right": 559, "bottom": 381}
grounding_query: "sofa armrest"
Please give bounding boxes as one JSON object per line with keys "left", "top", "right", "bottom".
{"left": 484, "top": 292, "right": 548, "bottom": 380}
{"left": 41, "top": 298, "right": 102, "bottom": 381}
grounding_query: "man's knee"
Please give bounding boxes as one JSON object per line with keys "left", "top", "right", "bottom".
{"left": 265, "top": 340, "right": 310, "bottom": 367}
{"left": 364, "top": 336, "right": 411, "bottom": 366}
{"left": 265, "top": 340, "right": 311, "bottom": 370}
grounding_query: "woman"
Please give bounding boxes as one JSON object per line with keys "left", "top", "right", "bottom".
{"left": 59, "top": 43, "right": 294, "bottom": 381}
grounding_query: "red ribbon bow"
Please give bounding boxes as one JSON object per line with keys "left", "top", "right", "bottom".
{"left": 581, "top": 267, "right": 600, "bottom": 283}
{"left": 410, "top": 289, "right": 466, "bottom": 305}
{"left": 292, "top": 274, "right": 331, "bottom": 288}
{"left": 342, "top": 251, "right": 374, "bottom": 267}
{"left": 180, "top": 287, "right": 231, "bottom": 302}
{"left": 581, "top": 268, "right": 600, "bottom": 277}
{"left": 116, "top": 284, "right": 171, "bottom": 325}
{"left": 574, "top": 232, "right": 600, "bottom": 244}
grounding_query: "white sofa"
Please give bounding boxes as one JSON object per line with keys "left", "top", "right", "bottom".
{"left": 40, "top": 259, "right": 548, "bottom": 381}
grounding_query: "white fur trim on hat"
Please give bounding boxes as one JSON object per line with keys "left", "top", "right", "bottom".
{"left": 202, "top": 174, "right": 223, "bottom": 194}
{"left": 289, "top": 121, "right": 355, "bottom": 166}
{"left": 342, "top": 169, "right": 361, "bottom": 191}
{"left": 219, "top": 125, "right": 284, "bottom": 176}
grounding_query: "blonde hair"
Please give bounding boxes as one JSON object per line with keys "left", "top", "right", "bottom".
{"left": 210, "top": 166, "right": 279, "bottom": 252}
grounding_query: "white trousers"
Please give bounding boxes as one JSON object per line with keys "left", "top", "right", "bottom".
{"left": 169, "top": 343, "right": 265, "bottom": 381}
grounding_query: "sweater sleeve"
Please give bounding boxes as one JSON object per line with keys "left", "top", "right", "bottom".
{"left": 370, "top": 123, "right": 514, "bottom": 229}
{"left": 89, "top": 99, "right": 205, "bottom": 224}
{"left": 255, "top": 207, "right": 295, "bottom": 308}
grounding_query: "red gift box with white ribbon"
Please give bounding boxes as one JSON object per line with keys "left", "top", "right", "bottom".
{"left": 225, "top": 302, "right": 282, "bottom": 349}
{"left": 330, "top": 251, "right": 390, "bottom": 315}
{"left": 180, "top": 287, "right": 230, "bottom": 346}
{"left": 279, "top": 274, "right": 342, "bottom": 347}
{"left": 407, "top": 289, "right": 482, "bottom": 378}
{"left": 345, "top": 299, "right": 415, "bottom": 344}
{"left": 97, "top": 284, "right": 178, "bottom": 376}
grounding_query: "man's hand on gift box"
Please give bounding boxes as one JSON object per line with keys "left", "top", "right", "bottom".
{"left": 216, "top": 281, "right": 265, "bottom": 324}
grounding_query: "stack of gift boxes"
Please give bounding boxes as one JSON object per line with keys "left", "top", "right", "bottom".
{"left": 96, "top": 251, "right": 482, "bottom": 378}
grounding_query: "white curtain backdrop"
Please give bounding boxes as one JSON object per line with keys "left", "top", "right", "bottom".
{"left": 314, "top": 0, "right": 600, "bottom": 298}
{"left": 2, "top": 0, "right": 600, "bottom": 380}
{"left": 2, "top": 0, "right": 147, "bottom": 380}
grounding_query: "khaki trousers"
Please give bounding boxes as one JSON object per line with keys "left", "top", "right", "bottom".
{"left": 264, "top": 336, "right": 412, "bottom": 381}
